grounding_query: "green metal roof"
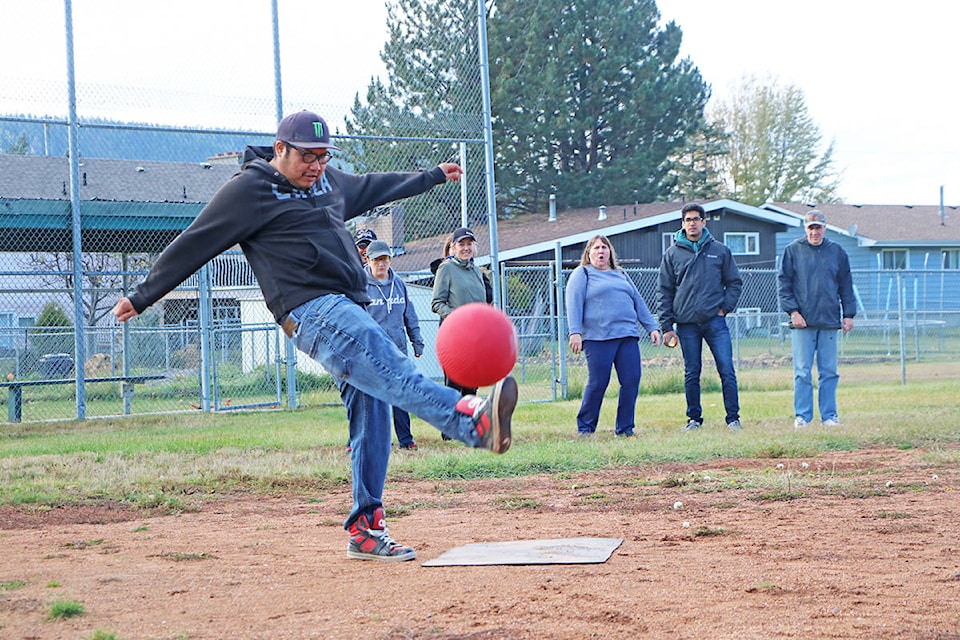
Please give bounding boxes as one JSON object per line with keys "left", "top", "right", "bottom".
{"left": 0, "top": 198, "right": 204, "bottom": 253}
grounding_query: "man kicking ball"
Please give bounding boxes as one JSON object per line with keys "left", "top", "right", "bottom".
{"left": 113, "top": 110, "right": 517, "bottom": 562}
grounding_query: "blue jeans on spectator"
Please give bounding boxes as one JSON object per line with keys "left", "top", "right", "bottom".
{"left": 392, "top": 407, "right": 415, "bottom": 447}
{"left": 790, "top": 328, "right": 840, "bottom": 423}
{"left": 578, "top": 337, "right": 641, "bottom": 436}
{"left": 676, "top": 315, "right": 740, "bottom": 425}
{"left": 287, "top": 294, "right": 483, "bottom": 528}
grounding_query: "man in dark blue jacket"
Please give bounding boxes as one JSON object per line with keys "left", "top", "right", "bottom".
{"left": 778, "top": 210, "right": 856, "bottom": 429}
{"left": 113, "top": 110, "right": 516, "bottom": 562}
{"left": 657, "top": 203, "right": 743, "bottom": 431}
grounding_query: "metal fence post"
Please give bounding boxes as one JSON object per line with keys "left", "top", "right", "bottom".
{"left": 555, "top": 242, "right": 567, "bottom": 400}
{"left": 896, "top": 271, "right": 906, "bottom": 384}
{"left": 197, "top": 264, "right": 213, "bottom": 411}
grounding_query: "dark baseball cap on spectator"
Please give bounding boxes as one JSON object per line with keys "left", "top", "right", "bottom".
{"left": 366, "top": 241, "right": 392, "bottom": 260}
{"left": 452, "top": 227, "right": 476, "bottom": 243}
{"left": 804, "top": 211, "right": 827, "bottom": 228}
{"left": 276, "top": 110, "right": 341, "bottom": 150}
{"left": 354, "top": 229, "right": 377, "bottom": 247}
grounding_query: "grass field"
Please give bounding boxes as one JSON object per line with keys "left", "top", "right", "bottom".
{"left": 1, "top": 362, "right": 958, "bottom": 511}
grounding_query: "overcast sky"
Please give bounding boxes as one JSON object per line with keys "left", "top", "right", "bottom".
{"left": 656, "top": 0, "right": 959, "bottom": 206}
{"left": 2, "top": 0, "right": 956, "bottom": 206}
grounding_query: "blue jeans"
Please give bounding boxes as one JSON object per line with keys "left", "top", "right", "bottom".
{"left": 392, "top": 407, "right": 414, "bottom": 447}
{"left": 287, "top": 295, "right": 483, "bottom": 528}
{"left": 578, "top": 337, "right": 641, "bottom": 436}
{"left": 790, "top": 328, "right": 840, "bottom": 423}
{"left": 676, "top": 315, "right": 740, "bottom": 424}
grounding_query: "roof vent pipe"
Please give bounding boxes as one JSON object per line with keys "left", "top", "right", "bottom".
{"left": 598, "top": 205, "right": 607, "bottom": 221}
{"left": 548, "top": 194, "right": 556, "bottom": 222}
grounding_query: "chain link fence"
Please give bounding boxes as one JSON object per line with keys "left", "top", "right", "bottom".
{"left": 0, "top": 0, "right": 492, "bottom": 423}
{"left": 502, "top": 265, "right": 960, "bottom": 404}
{"left": 3, "top": 2, "right": 960, "bottom": 424}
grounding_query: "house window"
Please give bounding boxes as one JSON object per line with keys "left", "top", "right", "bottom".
{"left": 0, "top": 310, "right": 15, "bottom": 350}
{"left": 881, "top": 249, "right": 907, "bottom": 270}
{"left": 723, "top": 232, "right": 759, "bottom": 255}
{"left": 943, "top": 249, "right": 960, "bottom": 269}
{"left": 662, "top": 233, "right": 675, "bottom": 254}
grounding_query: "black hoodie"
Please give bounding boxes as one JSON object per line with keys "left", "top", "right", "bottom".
{"left": 129, "top": 145, "right": 446, "bottom": 323}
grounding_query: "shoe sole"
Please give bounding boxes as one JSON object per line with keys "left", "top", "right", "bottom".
{"left": 347, "top": 548, "right": 417, "bottom": 562}
{"left": 490, "top": 376, "right": 517, "bottom": 454}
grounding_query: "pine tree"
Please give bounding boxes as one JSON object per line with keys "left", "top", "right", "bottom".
{"left": 488, "top": 0, "right": 710, "bottom": 213}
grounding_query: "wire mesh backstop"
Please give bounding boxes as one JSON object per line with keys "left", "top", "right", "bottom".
{"left": 0, "top": 0, "right": 495, "bottom": 422}
{"left": 2, "top": 2, "right": 959, "bottom": 425}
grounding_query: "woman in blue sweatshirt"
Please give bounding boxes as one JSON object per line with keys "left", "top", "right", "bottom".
{"left": 566, "top": 235, "right": 661, "bottom": 437}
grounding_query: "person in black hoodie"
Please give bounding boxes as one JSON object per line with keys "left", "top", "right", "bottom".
{"left": 113, "top": 111, "right": 517, "bottom": 563}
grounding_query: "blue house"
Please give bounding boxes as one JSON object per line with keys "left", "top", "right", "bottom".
{"left": 764, "top": 202, "right": 960, "bottom": 313}
{"left": 390, "top": 198, "right": 960, "bottom": 316}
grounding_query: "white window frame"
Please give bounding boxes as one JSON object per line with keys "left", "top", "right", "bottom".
{"left": 881, "top": 249, "right": 908, "bottom": 270}
{"left": 723, "top": 232, "right": 759, "bottom": 256}
{"left": 662, "top": 233, "right": 675, "bottom": 254}
{"left": 942, "top": 249, "right": 960, "bottom": 270}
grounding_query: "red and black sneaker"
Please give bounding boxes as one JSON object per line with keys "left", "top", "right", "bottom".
{"left": 347, "top": 507, "right": 416, "bottom": 562}
{"left": 455, "top": 376, "right": 517, "bottom": 454}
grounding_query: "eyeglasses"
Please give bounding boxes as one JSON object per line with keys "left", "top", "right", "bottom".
{"left": 286, "top": 143, "right": 333, "bottom": 165}
{"left": 682, "top": 217, "right": 704, "bottom": 223}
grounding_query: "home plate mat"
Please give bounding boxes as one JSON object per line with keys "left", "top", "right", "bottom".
{"left": 422, "top": 537, "right": 623, "bottom": 567}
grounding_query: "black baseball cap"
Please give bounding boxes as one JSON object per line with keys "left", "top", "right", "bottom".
{"left": 276, "top": 110, "right": 341, "bottom": 150}
{"left": 354, "top": 228, "right": 377, "bottom": 247}
{"left": 452, "top": 227, "right": 476, "bottom": 243}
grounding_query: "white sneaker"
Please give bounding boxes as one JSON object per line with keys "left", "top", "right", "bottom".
{"left": 794, "top": 417, "right": 808, "bottom": 429}
{"left": 822, "top": 418, "right": 841, "bottom": 428}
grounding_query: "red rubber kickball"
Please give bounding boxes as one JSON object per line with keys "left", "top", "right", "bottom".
{"left": 436, "top": 303, "right": 518, "bottom": 389}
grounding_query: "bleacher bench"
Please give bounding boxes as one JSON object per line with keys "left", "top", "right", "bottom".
{"left": 0, "top": 375, "right": 166, "bottom": 423}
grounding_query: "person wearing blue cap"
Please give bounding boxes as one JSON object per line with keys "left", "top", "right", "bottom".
{"left": 113, "top": 110, "right": 517, "bottom": 563}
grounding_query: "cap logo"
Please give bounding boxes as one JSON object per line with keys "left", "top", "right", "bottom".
{"left": 313, "top": 121, "right": 325, "bottom": 138}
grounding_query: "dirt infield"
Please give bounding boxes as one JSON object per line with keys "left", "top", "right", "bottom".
{"left": 1, "top": 446, "right": 958, "bottom": 639}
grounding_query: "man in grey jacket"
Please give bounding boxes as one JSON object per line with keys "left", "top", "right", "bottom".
{"left": 113, "top": 111, "right": 516, "bottom": 563}
{"left": 657, "top": 203, "right": 743, "bottom": 431}
{"left": 778, "top": 210, "right": 856, "bottom": 429}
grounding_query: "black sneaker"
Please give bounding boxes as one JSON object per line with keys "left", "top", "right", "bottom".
{"left": 398, "top": 442, "right": 418, "bottom": 450}
{"left": 455, "top": 376, "right": 517, "bottom": 454}
{"left": 347, "top": 508, "right": 416, "bottom": 562}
